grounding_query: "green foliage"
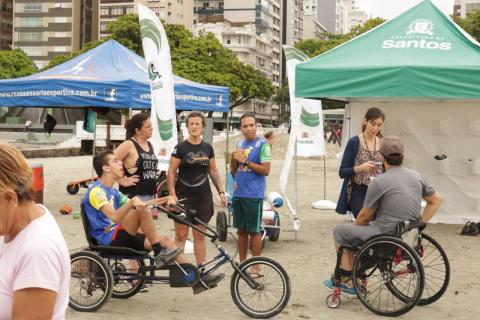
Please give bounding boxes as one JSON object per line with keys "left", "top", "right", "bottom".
{"left": 454, "top": 10, "right": 480, "bottom": 41}
{"left": 0, "top": 49, "right": 38, "bottom": 79}
{"left": 295, "top": 18, "right": 386, "bottom": 57}
{"left": 105, "top": 14, "right": 143, "bottom": 55}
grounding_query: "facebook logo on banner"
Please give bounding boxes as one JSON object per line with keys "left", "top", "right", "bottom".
{"left": 104, "top": 88, "right": 117, "bottom": 102}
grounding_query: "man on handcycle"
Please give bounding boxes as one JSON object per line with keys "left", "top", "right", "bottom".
{"left": 82, "top": 151, "right": 184, "bottom": 267}
{"left": 324, "top": 135, "right": 442, "bottom": 297}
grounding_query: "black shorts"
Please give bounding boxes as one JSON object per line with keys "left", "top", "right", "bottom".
{"left": 175, "top": 191, "right": 214, "bottom": 225}
{"left": 110, "top": 225, "right": 146, "bottom": 251}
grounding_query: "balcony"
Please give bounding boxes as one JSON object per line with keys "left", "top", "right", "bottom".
{"left": 196, "top": 7, "right": 224, "bottom": 15}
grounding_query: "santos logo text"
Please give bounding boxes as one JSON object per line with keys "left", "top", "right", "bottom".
{"left": 382, "top": 39, "right": 451, "bottom": 50}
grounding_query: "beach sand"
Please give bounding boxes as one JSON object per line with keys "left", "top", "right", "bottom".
{"left": 35, "top": 133, "right": 478, "bottom": 319}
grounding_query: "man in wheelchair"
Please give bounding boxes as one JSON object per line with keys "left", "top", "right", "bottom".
{"left": 82, "top": 151, "right": 183, "bottom": 267}
{"left": 324, "top": 135, "right": 442, "bottom": 297}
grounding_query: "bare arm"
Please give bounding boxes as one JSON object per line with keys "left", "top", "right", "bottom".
{"left": 13, "top": 288, "right": 56, "bottom": 320}
{"left": 421, "top": 192, "right": 441, "bottom": 223}
{"left": 114, "top": 141, "right": 139, "bottom": 187}
{"left": 355, "top": 207, "right": 376, "bottom": 226}
{"left": 208, "top": 158, "right": 224, "bottom": 193}
{"left": 231, "top": 149, "right": 270, "bottom": 176}
{"left": 100, "top": 199, "right": 137, "bottom": 224}
{"left": 167, "top": 157, "right": 181, "bottom": 201}
{"left": 230, "top": 150, "right": 239, "bottom": 174}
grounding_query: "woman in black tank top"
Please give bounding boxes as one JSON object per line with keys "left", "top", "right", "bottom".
{"left": 114, "top": 113, "right": 158, "bottom": 200}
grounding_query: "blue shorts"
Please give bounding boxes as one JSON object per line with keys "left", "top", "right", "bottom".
{"left": 232, "top": 197, "right": 263, "bottom": 234}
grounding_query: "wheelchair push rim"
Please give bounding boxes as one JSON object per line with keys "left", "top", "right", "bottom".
{"left": 230, "top": 256, "right": 291, "bottom": 319}
{"left": 69, "top": 251, "right": 113, "bottom": 312}
{"left": 353, "top": 236, "right": 425, "bottom": 317}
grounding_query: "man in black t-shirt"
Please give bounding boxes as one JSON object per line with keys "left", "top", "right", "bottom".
{"left": 167, "top": 112, "right": 227, "bottom": 294}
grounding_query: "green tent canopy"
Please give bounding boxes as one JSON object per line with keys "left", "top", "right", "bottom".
{"left": 295, "top": 0, "right": 480, "bottom": 100}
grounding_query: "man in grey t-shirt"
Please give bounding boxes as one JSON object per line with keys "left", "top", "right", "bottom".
{"left": 324, "top": 135, "right": 442, "bottom": 297}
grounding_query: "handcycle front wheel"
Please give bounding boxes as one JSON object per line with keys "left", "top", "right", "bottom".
{"left": 69, "top": 251, "right": 113, "bottom": 312}
{"left": 230, "top": 256, "right": 291, "bottom": 318}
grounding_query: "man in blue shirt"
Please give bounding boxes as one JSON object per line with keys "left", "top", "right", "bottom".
{"left": 82, "top": 151, "right": 182, "bottom": 267}
{"left": 230, "top": 114, "right": 272, "bottom": 275}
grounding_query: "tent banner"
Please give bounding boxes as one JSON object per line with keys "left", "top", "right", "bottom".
{"left": 138, "top": 4, "right": 177, "bottom": 170}
{"left": 280, "top": 46, "right": 325, "bottom": 195}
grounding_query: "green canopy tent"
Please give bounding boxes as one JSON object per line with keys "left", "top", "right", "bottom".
{"left": 295, "top": 0, "right": 480, "bottom": 224}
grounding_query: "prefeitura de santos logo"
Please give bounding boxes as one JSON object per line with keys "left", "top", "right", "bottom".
{"left": 382, "top": 19, "right": 451, "bottom": 51}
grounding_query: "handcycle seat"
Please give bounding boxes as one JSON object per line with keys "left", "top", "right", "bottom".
{"left": 80, "top": 203, "right": 149, "bottom": 256}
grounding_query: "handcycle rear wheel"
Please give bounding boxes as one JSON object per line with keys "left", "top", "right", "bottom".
{"left": 69, "top": 251, "right": 113, "bottom": 312}
{"left": 230, "top": 256, "right": 290, "bottom": 318}
{"left": 417, "top": 233, "right": 450, "bottom": 306}
{"left": 108, "top": 257, "right": 146, "bottom": 299}
{"left": 353, "top": 236, "right": 424, "bottom": 317}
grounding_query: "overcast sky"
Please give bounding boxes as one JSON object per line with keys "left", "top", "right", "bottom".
{"left": 355, "top": 0, "right": 455, "bottom": 19}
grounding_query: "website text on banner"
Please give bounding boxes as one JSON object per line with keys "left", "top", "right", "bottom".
{"left": 138, "top": 4, "right": 177, "bottom": 170}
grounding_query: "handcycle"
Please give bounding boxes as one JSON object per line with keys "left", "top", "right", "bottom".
{"left": 69, "top": 202, "right": 291, "bottom": 318}
{"left": 325, "top": 220, "right": 450, "bottom": 317}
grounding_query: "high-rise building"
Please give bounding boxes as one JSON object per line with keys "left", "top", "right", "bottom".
{"left": 303, "top": 0, "right": 317, "bottom": 16}
{"left": 99, "top": 0, "right": 194, "bottom": 39}
{"left": 13, "top": 0, "right": 98, "bottom": 69}
{"left": 453, "top": 0, "right": 480, "bottom": 18}
{"left": 285, "top": 0, "right": 304, "bottom": 45}
{"left": 303, "top": 0, "right": 327, "bottom": 40}
{"left": 0, "top": 0, "right": 13, "bottom": 50}
{"left": 341, "top": 0, "right": 367, "bottom": 33}
{"left": 316, "top": 0, "right": 344, "bottom": 34}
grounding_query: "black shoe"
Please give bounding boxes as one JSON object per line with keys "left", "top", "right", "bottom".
{"left": 154, "top": 248, "right": 181, "bottom": 267}
{"left": 192, "top": 272, "right": 225, "bottom": 295}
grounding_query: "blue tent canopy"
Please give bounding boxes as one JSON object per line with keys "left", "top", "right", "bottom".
{"left": 0, "top": 40, "right": 229, "bottom": 112}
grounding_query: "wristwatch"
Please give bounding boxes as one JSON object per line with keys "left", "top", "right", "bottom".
{"left": 244, "top": 160, "right": 250, "bottom": 166}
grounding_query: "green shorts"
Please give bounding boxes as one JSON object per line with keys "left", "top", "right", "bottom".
{"left": 232, "top": 197, "right": 263, "bottom": 234}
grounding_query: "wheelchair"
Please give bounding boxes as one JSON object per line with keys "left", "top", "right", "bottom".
{"left": 69, "top": 203, "right": 291, "bottom": 318}
{"left": 325, "top": 220, "right": 450, "bottom": 317}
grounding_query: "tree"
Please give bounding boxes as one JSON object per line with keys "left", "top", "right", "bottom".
{"left": 295, "top": 18, "right": 385, "bottom": 58}
{"left": 454, "top": 10, "right": 480, "bottom": 41}
{"left": 106, "top": 14, "right": 143, "bottom": 55}
{"left": 0, "top": 49, "right": 38, "bottom": 79}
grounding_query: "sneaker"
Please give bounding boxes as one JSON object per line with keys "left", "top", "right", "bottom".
{"left": 340, "top": 284, "right": 357, "bottom": 299}
{"left": 192, "top": 272, "right": 225, "bottom": 295}
{"left": 154, "top": 248, "right": 181, "bottom": 267}
{"left": 323, "top": 278, "right": 336, "bottom": 292}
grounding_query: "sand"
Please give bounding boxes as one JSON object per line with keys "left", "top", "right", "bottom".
{"left": 33, "top": 133, "right": 478, "bottom": 319}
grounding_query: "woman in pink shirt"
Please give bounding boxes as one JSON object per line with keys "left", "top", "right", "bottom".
{"left": 0, "top": 143, "right": 70, "bottom": 320}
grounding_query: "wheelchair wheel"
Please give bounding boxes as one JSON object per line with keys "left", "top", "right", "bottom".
{"left": 69, "top": 251, "right": 113, "bottom": 312}
{"left": 353, "top": 236, "right": 424, "bottom": 317}
{"left": 417, "top": 233, "right": 450, "bottom": 306}
{"left": 108, "top": 257, "right": 146, "bottom": 299}
{"left": 268, "top": 213, "right": 280, "bottom": 242}
{"left": 216, "top": 211, "right": 228, "bottom": 242}
{"left": 230, "top": 256, "right": 290, "bottom": 318}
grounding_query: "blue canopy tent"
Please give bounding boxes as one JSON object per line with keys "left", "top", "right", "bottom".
{"left": 0, "top": 39, "right": 229, "bottom": 111}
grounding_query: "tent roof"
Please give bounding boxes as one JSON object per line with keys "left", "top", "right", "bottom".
{"left": 0, "top": 40, "right": 229, "bottom": 111}
{"left": 295, "top": 0, "right": 480, "bottom": 101}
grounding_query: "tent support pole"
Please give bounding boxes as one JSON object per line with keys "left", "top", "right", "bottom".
{"left": 91, "top": 112, "right": 97, "bottom": 178}
{"left": 225, "top": 111, "right": 230, "bottom": 194}
{"left": 323, "top": 155, "right": 327, "bottom": 200}
{"left": 294, "top": 137, "right": 298, "bottom": 241}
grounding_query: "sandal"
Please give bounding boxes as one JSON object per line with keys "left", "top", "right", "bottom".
{"left": 461, "top": 222, "right": 480, "bottom": 235}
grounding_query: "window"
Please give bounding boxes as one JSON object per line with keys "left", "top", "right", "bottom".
{"left": 22, "top": 4, "right": 41, "bottom": 13}
{"left": 237, "top": 35, "right": 241, "bottom": 44}
{"left": 19, "top": 32, "right": 42, "bottom": 42}
{"left": 111, "top": 7, "right": 124, "bottom": 15}
{"left": 203, "top": 2, "right": 209, "bottom": 8}
{"left": 20, "top": 46, "right": 42, "bottom": 56}
{"left": 126, "top": 7, "right": 134, "bottom": 14}
{"left": 100, "top": 21, "right": 109, "bottom": 32}
{"left": 52, "top": 46, "right": 70, "bottom": 52}
{"left": 20, "top": 18, "right": 42, "bottom": 27}
{"left": 100, "top": 7, "right": 109, "bottom": 16}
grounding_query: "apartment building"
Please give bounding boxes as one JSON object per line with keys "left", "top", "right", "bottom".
{"left": 316, "top": 0, "right": 344, "bottom": 34}
{"left": 13, "top": 0, "right": 98, "bottom": 69}
{"left": 194, "top": 0, "right": 223, "bottom": 24}
{"left": 0, "top": 0, "right": 13, "bottom": 50}
{"left": 453, "top": 0, "right": 480, "bottom": 18}
{"left": 99, "top": 0, "right": 194, "bottom": 39}
{"left": 341, "top": 0, "right": 367, "bottom": 33}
